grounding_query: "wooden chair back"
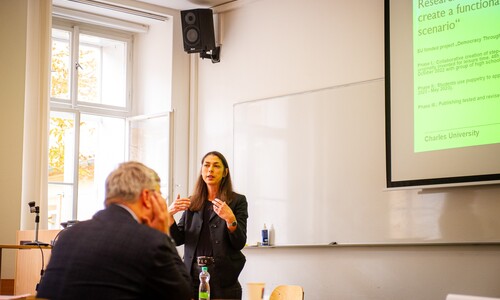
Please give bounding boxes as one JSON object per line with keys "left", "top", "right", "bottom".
{"left": 269, "top": 285, "right": 304, "bottom": 300}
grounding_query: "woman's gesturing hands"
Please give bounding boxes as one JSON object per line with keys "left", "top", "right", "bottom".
{"left": 212, "top": 198, "right": 237, "bottom": 231}
{"left": 168, "top": 194, "right": 191, "bottom": 216}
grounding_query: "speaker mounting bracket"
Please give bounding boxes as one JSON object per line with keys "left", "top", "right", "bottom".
{"left": 200, "top": 46, "right": 220, "bottom": 63}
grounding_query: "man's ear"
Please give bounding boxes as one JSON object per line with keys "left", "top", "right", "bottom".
{"left": 141, "top": 189, "right": 152, "bottom": 209}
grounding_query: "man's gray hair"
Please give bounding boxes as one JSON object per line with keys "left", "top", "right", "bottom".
{"left": 105, "top": 161, "right": 160, "bottom": 205}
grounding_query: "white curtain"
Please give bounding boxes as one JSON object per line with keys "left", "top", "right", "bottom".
{"left": 21, "top": 0, "right": 52, "bottom": 230}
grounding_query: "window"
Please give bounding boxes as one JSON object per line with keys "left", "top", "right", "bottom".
{"left": 128, "top": 115, "right": 171, "bottom": 195}
{"left": 48, "top": 19, "right": 170, "bottom": 228}
{"left": 48, "top": 110, "right": 126, "bottom": 225}
{"left": 50, "top": 24, "right": 130, "bottom": 109}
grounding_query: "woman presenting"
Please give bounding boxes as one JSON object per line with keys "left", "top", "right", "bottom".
{"left": 169, "top": 151, "right": 248, "bottom": 299}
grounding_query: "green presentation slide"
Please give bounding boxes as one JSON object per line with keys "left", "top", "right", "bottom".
{"left": 413, "top": 0, "right": 500, "bottom": 152}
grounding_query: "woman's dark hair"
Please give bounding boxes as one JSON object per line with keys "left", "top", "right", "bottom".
{"left": 190, "top": 151, "right": 234, "bottom": 211}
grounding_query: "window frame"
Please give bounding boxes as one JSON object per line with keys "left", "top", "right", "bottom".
{"left": 51, "top": 18, "right": 134, "bottom": 116}
{"left": 49, "top": 18, "right": 134, "bottom": 225}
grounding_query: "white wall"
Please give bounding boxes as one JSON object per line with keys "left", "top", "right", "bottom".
{"left": 133, "top": 16, "right": 173, "bottom": 115}
{"left": 192, "top": 0, "right": 500, "bottom": 299}
{"left": 130, "top": 3, "right": 191, "bottom": 202}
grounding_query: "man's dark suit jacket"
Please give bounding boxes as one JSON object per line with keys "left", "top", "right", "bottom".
{"left": 37, "top": 204, "right": 192, "bottom": 300}
{"left": 170, "top": 192, "right": 248, "bottom": 288}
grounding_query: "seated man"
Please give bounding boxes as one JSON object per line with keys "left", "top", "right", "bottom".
{"left": 37, "top": 161, "right": 192, "bottom": 300}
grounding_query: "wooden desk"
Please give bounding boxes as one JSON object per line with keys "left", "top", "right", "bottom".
{"left": 0, "top": 245, "right": 51, "bottom": 295}
{"left": 14, "top": 231, "right": 59, "bottom": 296}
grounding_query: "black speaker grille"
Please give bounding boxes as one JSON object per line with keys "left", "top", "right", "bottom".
{"left": 185, "top": 27, "right": 199, "bottom": 45}
{"left": 180, "top": 9, "right": 215, "bottom": 53}
{"left": 184, "top": 12, "right": 196, "bottom": 25}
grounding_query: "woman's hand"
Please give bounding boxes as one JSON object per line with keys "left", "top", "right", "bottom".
{"left": 212, "top": 198, "right": 236, "bottom": 231}
{"left": 168, "top": 194, "right": 191, "bottom": 216}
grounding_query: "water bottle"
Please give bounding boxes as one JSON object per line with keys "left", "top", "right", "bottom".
{"left": 199, "top": 266, "right": 210, "bottom": 300}
{"left": 262, "top": 223, "right": 269, "bottom": 246}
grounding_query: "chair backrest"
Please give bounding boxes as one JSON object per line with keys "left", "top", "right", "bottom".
{"left": 269, "top": 285, "right": 304, "bottom": 300}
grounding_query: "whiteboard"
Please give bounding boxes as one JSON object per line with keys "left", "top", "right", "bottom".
{"left": 233, "top": 78, "right": 500, "bottom": 246}
{"left": 233, "top": 79, "right": 387, "bottom": 245}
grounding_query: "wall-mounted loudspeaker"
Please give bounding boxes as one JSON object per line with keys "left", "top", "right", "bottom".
{"left": 181, "top": 9, "right": 216, "bottom": 53}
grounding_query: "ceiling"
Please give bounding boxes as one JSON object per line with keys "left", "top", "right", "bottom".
{"left": 52, "top": 0, "right": 238, "bottom": 26}
{"left": 127, "top": 0, "right": 235, "bottom": 10}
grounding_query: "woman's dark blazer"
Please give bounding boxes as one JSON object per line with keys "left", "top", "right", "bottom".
{"left": 170, "top": 192, "right": 248, "bottom": 288}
